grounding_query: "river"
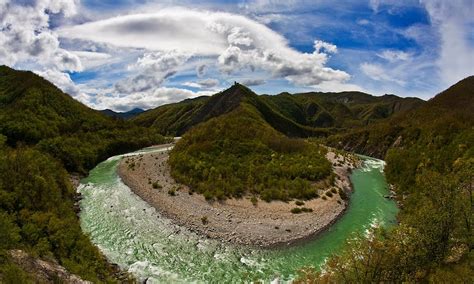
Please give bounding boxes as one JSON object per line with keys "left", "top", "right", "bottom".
{"left": 78, "top": 146, "right": 398, "bottom": 283}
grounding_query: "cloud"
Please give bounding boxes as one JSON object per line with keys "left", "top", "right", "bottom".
{"left": 114, "top": 51, "right": 190, "bottom": 94}
{"left": 183, "top": 78, "right": 220, "bottom": 89}
{"left": 357, "top": 19, "right": 370, "bottom": 25}
{"left": 369, "top": 0, "right": 381, "bottom": 13}
{"left": 59, "top": 8, "right": 350, "bottom": 87}
{"left": 93, "top": 87, "right": 212, "bottom": 112}
{"left": 0, "top": 0, "right": 82, "bottom": 72}
{"left": 312, "top": 80, "right": 366, "bottom": 93}
{"left": 360, "top": 62, "right": 405, "bottom": 85}
{"left": 420, "top": 0, "right": 474, "bottom": 85}
{"left": 71, "top": 51, "right": 112, "bottom": 69}
{"left": 196, "top": 64, "right": 207, "bottom": 77}
{"left": 240, "top": 78, "right": 266, "bottom": 86}
{"left": 376, "top": 50, "right": 411, "bottom": 62}
{"left": 314, "top": 40, "right": 338, "bottom": 54}
{"left": 34, "top": 69, "right": 94, "bottom": 106}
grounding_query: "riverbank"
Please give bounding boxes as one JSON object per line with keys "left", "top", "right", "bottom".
{"left": 117, "top": 147, "right": 359, "bottom": 247}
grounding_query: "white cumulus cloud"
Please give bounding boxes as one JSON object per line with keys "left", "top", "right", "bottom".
{"left": 0, "top": 0, "right": 82, "bottom": 72}
{"left": 58, "top": 8, "right": 350, "bottom": 88}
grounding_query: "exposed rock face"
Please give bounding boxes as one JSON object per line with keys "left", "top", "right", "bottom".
{"left": 8, "top": 250, "right": 91, "bottom": 284}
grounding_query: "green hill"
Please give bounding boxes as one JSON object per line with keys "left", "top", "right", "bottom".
{"left": 132, "top": 84, "right": 424, "bottom": 137}
{"left": 328, "top": 76, "right": 474, "bottom": 159}
{"left": 0, "top": 66, "right": 167, "bottom": 282}
{"left": 303, "top": 76, "right": 474, "bottom": 282}
{"left": 0, "top": 65, "right": 167, "bottom": 173}
{"left": 169, "top": 83, "right": 332, "bottom": 201}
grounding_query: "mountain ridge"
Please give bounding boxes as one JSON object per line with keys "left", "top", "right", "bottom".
{"left": 132, "top": 82, "right": 424, "bottom": 137}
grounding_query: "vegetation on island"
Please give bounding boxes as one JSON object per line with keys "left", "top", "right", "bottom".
{"left": 0, "top": 66, "right": 167, "bottom": 282}
{"left": 169, "top": 84, "right": 332, "bottom": 202}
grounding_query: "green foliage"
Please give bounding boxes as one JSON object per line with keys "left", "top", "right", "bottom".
{"left": 0, "top": 148, "right": 115, "bottom": 282}
{"left": 0, "top": 262, "right": 34, "bottom": 284}
{"left": 299, "top": 76, "right": 474, "bottom": 282}
{"left": 291, "top": 207, "right": 302, "bottom": 214}
{"left": 134, "top": 82, "right": 422, "bottom": 137}
{"left": 295, "top": 201, "right": 305, "bottom": 206}
{"left": 291, "top": 207, "right": 313, "bottom": 214}
{"left": 169, "top": 102, "right": 332, "bottom": 201}
{"left": 0, "top": 66, "right": 166, "bottom": 281}
{"left": 338, "top": 188, "right": 348, "bottom": 200}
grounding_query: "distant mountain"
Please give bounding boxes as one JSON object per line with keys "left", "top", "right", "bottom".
{"left": 101, "top": 108, "right": 145, "bottom": 119}
{"left": 132, "top": 83, "right": 424, "bottom": 136}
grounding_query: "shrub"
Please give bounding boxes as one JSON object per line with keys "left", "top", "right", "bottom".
{"left": 250, "top": 196, "right": 258, "bottom": 206}
{"left": 201, "top": 216, "right": 208, "bottom": 225}
{"left": 203, "top": 191, "right": 214, "bottom": 201}
{"left": 301, "top": 207, "right": 313, "bottom": 213}
{"left": 295, "top": 200, "right": 305, "bottom": 206}
{"left": 167, "top": 189, "right": 176, "bottom": 196}
{"left": 338, "top": 188, "right": 348, "bottom": 200}
{"left": 152, "top": 182, "right": 162, "bottom": 189}
{"left": 291, "top": 207, "right": 303, "bottom": 214}
{"left": 326, "top": 191, "right": 333, "bottom": 197}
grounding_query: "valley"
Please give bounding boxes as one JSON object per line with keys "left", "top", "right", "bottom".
{"left": 0, "top": 65, "right": 472, "bottom": 282}
{"left": 78, "top": 145, "right": 397, "bottom": 283}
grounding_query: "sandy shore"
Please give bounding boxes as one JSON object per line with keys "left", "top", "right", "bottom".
{"left": 117, "top": 147, "right": 359, "bottom": 247}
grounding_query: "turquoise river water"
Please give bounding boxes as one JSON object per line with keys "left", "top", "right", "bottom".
{"left": 78, "top": 147, "right": 398, "bottom": 283}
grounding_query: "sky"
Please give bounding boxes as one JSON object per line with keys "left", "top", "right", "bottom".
{"left": 0, "top": 0, "right": 473, "bottom": 111}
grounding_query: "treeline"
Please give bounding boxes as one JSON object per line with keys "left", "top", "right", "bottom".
{"left": 297, "top": 76, "right": 474, "bottom": 282}
{"left": 169, "top": 105, "right": 332, "bottom": 201}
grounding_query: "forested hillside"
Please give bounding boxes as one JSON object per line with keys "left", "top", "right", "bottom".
{"left": 0, "top": 66, "right": 167, "bottom": 282}
{"left": 132, "top": 83, "right": 423, "bottom": 137}
{"left": 0, "top": 66, "right": 167, "bottom": 174}
{"left": 298, "top": 76, "right": 474, "bottom": 282}
{"left": 169, "top": 83, "right": 332, "bottom": 201}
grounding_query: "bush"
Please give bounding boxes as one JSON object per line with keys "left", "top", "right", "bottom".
{"left": 326, "top": 191, "right": 333, "bottom": 197}
{"left": 291, "top": 207, "right": 303, "bottom": 214}
{"left": 201, "top": 216, "right": 208, "bottom": 225}
{"left": 167, "top": 189, "right": 176, "bottom": 196}
{"left": 250, "top": 196, "right": 258, "bottom": 206}
{"left": 295, "top": 200, "right": 305, "bottom": 206}
{"left": 338, "top": 188, "right": 348, "bottom": 200}
{"left": 152, "top": 181, "right": 162, "bottom": 189}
